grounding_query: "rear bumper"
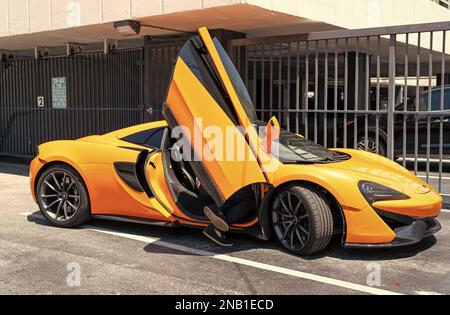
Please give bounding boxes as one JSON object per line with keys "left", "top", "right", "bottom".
{"left": 344, "top": 218, "right": 441, "bottom": 248}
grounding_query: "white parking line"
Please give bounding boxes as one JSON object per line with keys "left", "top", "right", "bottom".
{"left": 21, "top": 211, "right": 402, "bottom": 295}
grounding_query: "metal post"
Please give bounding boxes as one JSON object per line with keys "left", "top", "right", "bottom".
{"left": 103, "top": 38, "right": 110, "bottom": 55}
{"left": 34, "top": 47, "right": 41, "bottom": 60}
{"left": 387, "top": 34, "right": 396, "bottom": 160}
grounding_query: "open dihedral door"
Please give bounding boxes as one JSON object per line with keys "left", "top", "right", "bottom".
{"left": 163, "top": 28, "right": 267, "bottom": 207}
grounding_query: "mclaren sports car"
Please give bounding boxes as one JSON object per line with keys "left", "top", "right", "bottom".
{"left": 30, "top": 27, "right": 442, "bottom": 255}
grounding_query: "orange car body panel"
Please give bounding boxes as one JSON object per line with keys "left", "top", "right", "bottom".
{"left": 30, "top": 122, "right": 442, "bottom": 245}
{"left": 165, "top": 57, "right": 266, "bottom": 201}
{"left": 30, "top": 121, "right": 172, "bottom": 223}
{"left": 29, "top": 27, "right": 442, "bottom": 247}
{"left": 197, "top": 28, "right": 274, "bottom": 178}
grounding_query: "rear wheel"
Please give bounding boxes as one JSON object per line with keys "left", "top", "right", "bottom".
{"left": 36, "top": 164, "right": 91, "bottom": 228}
{"left": 271, "top": 185, "right": 333, "bottom": 256}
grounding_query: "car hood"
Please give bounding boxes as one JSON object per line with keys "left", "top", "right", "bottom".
{"left": 321, "top": 149, "right": 433, "bottom": 195}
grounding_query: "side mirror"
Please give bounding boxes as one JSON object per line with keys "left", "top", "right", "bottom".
{"left": 262, "top": 116, "right": 280, "bottom": 154}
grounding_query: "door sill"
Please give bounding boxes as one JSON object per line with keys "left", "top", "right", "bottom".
{"left": 92, "top": 214, "right": 178, "bottom": 227}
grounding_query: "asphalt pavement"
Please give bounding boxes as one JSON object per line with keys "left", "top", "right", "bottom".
{"left": 0, "top": 161, "right": 449, "bottom": 295}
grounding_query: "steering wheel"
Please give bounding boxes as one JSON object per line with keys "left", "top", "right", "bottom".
{"left": 170, "top": 142, "right": 197, "bottom": 192}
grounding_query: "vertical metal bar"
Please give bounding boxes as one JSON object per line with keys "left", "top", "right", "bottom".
{"left": 314, "top": 40, "right": 319, "bottom": 143}
{"left": 245, "top": 45, "right": 249, "bottom": 90}
{"left": 354, "top": 37, "right": 359, "bottom": 149}
{"left": 334, "top": 39, "right": 338, "bottom": 148}
{"left": 344, "top": 38, "right": 349, "bottom": 148}
{"left": 237, "top": 45, "right": 241, "bottom": 74}
{"left": 244, "top": 45, "right": 249, "bottom": 89}
{"left": 426, "top": 32, "right": 433, "bottom": 183}
{"left": 261, "top": 44, "right": 265, "bottom": 121}
{"left": 324, "top": 39, "right": 329, "bottom": 147}
{"left": 387, "top": 34, "right": 397, "bottom": 160}
{"left": 439, "top": 30, "right": 446, "bottom": 193}
{"left": 415, "top": 32, "right": 421, "bottom": 175}
{"left": 296, "top": 41, "right": 300, "bottom": 134}
{"left": 376, "top": 36, "right": 381, "bottom": 155}
{"left": 365, "top": 36, "right": 370, "bottom": 153}
{"left": 278, "top": 43, "right": 282, "bottom": 123}
{"left": 287, "top": 42, "right": 291, "bottom": 130}
{"left": 403, "top": 33, "right": 409, "bottom": 168}
{"left": 253, "top": 45, "right": 257, "bottom": 105}
{"left": 304, "top": 41, "right": 309, "bottom": 139}
{"left": 269, "top": 44, "right": 274, "bottom": 118}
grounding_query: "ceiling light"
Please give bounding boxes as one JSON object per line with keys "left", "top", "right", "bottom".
{"left": 113, "top": 20, "right": 141, "bottom": 36}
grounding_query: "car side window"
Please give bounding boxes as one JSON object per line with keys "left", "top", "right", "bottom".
{"left": 431, "top": 90, "right": 441, "bottom": 111}
{"left": 421, "top": 88, "right": 450, "bottom": 111}
{"left": 144, "top": 128, "right": 165, "bottom": 148}
{"left": 121, "top": 128, "right": 165, "bottom": 149}
{"left": 445, "top": 89, "right": 450, "bottom": 110}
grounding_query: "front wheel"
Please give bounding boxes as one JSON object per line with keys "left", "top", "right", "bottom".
{"left": 272, "top": 185, "right": 333, "bottom": 256}
{"left": 36, "top": 164, "right": 91, "bottom": 228}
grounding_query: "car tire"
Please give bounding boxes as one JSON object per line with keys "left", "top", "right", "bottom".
{"left": 356, "top": 134, "right": 387, "bottom": 157}
{"left": 36, "top": 164, "right": 91, "bottom": 228}
{"left": 271, "top": 184, "right": 333, "bottom": 256}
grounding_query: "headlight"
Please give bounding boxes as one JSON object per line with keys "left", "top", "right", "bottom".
{"left": 358, "top": 181, "right": 409, "bottom": 204}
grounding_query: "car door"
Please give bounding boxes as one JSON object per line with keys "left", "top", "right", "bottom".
{"left": 162, "top": 27, "right": 269, "bottom": 207}
{"left": 97, "top": 128, "right": 173, "bottom": 221}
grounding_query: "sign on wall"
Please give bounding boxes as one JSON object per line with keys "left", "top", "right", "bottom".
{"left": 51, "top": 77, "right": 67, "bottom": 108}
{"left": 37, "top": 96, "right": 45, "bottom": 107}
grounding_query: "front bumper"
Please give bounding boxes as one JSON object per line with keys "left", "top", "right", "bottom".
{"left": 344, "top": 218, "right": 441, "bottom": 248}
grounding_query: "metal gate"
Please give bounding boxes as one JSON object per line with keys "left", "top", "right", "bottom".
{"left": 0, "top": 49, "right": 144, "bottom": 158}
{"left": 229, "top": 22, "right": 450, "bottom": 198}
{"left": 144, "top": 39, "right": 186, "bottom": 121}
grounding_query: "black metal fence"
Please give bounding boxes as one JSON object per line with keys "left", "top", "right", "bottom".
{"left": 1, "top": 23, "right": 449, "bottom": 198}
{"left": 229, "top": 22, "right": 450, "bottom": 196}
{"left": 143, "top": 40, "right": 185, "bottom": 121}
{"left": 0, "top": 49, "right": 144, "bottom": 157}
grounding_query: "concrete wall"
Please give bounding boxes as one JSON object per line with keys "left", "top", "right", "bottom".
{"left": 246, "top": 0, "right": 450, "bottom": 32}
{"left": 1, "top": 0, "right": 450, "bottom": 39}
{"left": 0, "top": 0, "right": 243, "bottom": 37}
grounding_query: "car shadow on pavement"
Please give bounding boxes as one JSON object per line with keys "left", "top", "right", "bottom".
{"left": 320, "top": 237, "right": 437, "bottom": 261}
{"left": 141, "top": 227, "right": 438, "bottom": 261}
{"left": 0, "top": 160, "right": 30, "bottom": 177}
{"left": 26, "top": 210, "right": 438, "bottom": 261}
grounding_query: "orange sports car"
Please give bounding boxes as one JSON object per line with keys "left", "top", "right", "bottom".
{"left": 30, "top": 27, "right": 442, "bottom": 255}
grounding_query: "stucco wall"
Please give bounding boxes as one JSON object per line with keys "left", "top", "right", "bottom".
{"left": 0, "top": 0, "right": 449, "bottom": 38}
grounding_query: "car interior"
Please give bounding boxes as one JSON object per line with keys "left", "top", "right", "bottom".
{"left": 159, "top": 127, "right": 259, "bottom": 223}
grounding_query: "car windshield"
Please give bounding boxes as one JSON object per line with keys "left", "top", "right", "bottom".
{"left": 256, "top": 121, "right": 349, "bottom": 164}
{"left": 213, "top": 38, "right": 259, "bottom": 125}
